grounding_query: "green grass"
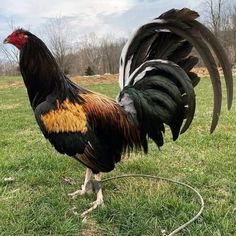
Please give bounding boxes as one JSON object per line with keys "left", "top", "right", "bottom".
{"left": 0, "top": 76, "right": 236, "bottom": 235}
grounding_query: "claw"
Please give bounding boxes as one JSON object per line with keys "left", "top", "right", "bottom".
{"left": 81, "top": 198, "right": 104, "bottom": 217}
{"left": 68, "top": 179, "right": 96, "bottom": 199}
{"left": 81, "top": 177, "right": 104, "bottom": 217}
{"left": 68, "top": 185, "right": 87, "bottom": 199}
{"left": 68, "top": 168, "right": 93, "bottom": 199}
{"left": 69, "top": 171, "right": 104, "bottom": 217}
{"left": 89, "top": 199, "right": 104, "bottom": 206}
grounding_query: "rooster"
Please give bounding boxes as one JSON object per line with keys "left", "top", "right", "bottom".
{"left": 4, "top": 8, "right": 233, "bottom": 216}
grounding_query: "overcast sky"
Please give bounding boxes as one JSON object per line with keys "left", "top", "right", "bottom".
{"left": 0, "top": 0, "right": 205, "bottom": 41}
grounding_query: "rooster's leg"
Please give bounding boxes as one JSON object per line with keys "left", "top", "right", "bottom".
{"left": 68, "top": 168, "right": 93, "bottom": 198}
{"left": 81, "top": 172, "right": 104, "bottom": 217}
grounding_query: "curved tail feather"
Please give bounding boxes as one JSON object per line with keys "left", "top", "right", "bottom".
{"left": 119, "top": 8, "right": 233, "bottom": 136}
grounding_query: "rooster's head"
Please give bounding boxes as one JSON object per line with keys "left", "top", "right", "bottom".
{"left": 4, "top": 29, "right": 30, "bottom": 49}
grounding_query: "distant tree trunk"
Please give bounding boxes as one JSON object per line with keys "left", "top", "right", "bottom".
{"left": 77, "top": 33, "right": 125, "bottom": 75}
{"left": 231, "top": 6, "right": 236, "bottom": 63}
{"left": 0, "top": 18, "right": 24, "bottom": 75}
{"left": 0, "top": 18, "right": 20, "bottom": 65}
{"left": 42, "top": 17, "right": 73, "bottom": 74}
{"left": 202, "top": 0, "right": 233, "bottom": 64}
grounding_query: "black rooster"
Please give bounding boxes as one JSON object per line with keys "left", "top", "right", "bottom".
{"left": 4, "top": 8, "right": 233, "bottom": 216}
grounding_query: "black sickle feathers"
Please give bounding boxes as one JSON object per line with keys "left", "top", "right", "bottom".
{"left": 120, "top": 8, "right": 233, "bottom": 133}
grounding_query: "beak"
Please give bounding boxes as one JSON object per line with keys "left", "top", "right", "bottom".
{"left": 3, "top": 38, "right": 9, "bottom": 44}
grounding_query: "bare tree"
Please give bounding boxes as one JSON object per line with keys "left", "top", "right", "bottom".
{"left": 100, "top": 36, "right": 125, "bottom": 74}
{"left": 78, "top": 33, "right": 101, "bottom": 74}
{"left": 75, "top": 33, "right": 125, "bottom": 75}
{"left": 0, "top": 16, "right": 126, "bottom": 76}
{"left": 0, "top": 44, "right": 18, "bottom": 65}
{"left": 0, "top": 18, "right": 20, "bottom": 64}
{"left": 201, "top": 0, "right": 235, "bottom": 63}
{"left": 207, "top": 0, "right": 224, "bottom": 36}
{"left": 0, "top": 18, "right": 27, "bottom": 75}
{"left": 42, "top": 17, "right": 74, "bottom": 74}
{"left": 230, "top": 6, "right": 236, "bottom": 62}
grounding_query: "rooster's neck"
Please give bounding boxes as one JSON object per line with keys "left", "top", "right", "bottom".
{"left": 19, "top": 37, "right": 79, "bottom": 109}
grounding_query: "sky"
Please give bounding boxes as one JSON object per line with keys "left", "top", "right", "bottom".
{"left": 0, "top": 0, "right": 205, "bottom": 42}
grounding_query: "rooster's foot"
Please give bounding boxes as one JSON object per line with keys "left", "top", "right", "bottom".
{"left": 81, "top": 190, "right": 104, "bottom": 217}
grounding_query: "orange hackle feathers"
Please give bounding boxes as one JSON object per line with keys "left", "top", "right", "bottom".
{"left": 41, "top": 99, "right": 87, "bottom": 133}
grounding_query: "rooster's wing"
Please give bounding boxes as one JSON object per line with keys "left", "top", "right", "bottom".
{"left": 34, "top": 92, "right": 140, "bottom": 173}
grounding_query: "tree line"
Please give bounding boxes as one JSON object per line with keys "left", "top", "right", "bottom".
{"left": 201, "top": 0, "right": 236, "bottom": 65}
{"left": 1, "top": 0, "right": 236, "bottom": 76}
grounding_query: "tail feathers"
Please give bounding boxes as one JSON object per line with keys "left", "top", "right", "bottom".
{"left": 178, "top": 56, "right": 198, "bottom": 72}
{"left": 187, "top": 71, "right": 200, "bottom": 87}
{"left": 119, "top": 60, "right": 195, "bottom": 151}
{"left": 128, "top": 60, "right": 195, "bottom": 133}
{"left": 190, "top": 20, "right": 233, "bottom": 109}
{"left": 146, "top": 33, "right": 182, "bottom": 62}
{"left": 168, "top": 41, "right": 193, "bottom": 64}
{"left": 119, "top": 8, "right": 233, "bottom": 133}
{"left": 158, "top": 8, "right": 199, "bottom": 21}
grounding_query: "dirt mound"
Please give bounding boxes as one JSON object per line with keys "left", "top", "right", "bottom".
{"left": 1, "top": 68, "right": 234, "bottom": 89}
{"left": 0, "top": 80, "right": 23, "bottom": 89}
{"left": 71, "top": 68, "right": 235, "bottom": 86}
{"left": 192, "top": 67, "right": 236, "bottom": 77}
{"left": 71, "top": 73, "right": 118, "bottom": 86}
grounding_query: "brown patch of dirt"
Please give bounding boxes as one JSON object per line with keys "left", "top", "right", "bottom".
{"left": 80, "top": 217, "right": 104, "bottom": 236}
{"left": 80, "top": 228, "right": 99, "bottom": 236}
{"left": 192, "top": 67, "right": 236, "bottom": 77}
{"left": 72, "top": 68, "right": 236, "bottom": 85}
{"left": 0, "top": 81, "right": 24, "bottom": 89}
{"left": 1, "top": 68, "right": 234, "bottom": 89}
{"left": 70, "top": 73, "right": 118, "bottom": 86}
{"left": 0, "top": 104, "right": 20, "bottom": 110}
{"left": 0, "top": 74, "right": 118, "bottom": 89}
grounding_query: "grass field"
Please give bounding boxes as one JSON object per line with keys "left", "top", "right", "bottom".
{"left": 0, "top": 76, "right": 236, "bottom": 235}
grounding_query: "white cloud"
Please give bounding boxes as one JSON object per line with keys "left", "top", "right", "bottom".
{"left": 0, "top": 0, "right": 205, "bottom": 41}
{"left": 0, "top": 0, "right": 211, "bottom": 61}
{"left": 0, "top": 0, "right": 134, "bottom": 21}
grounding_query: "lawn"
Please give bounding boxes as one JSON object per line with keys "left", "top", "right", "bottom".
{"left": 0, "top": 76, "right": 236, "bottom": 235}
